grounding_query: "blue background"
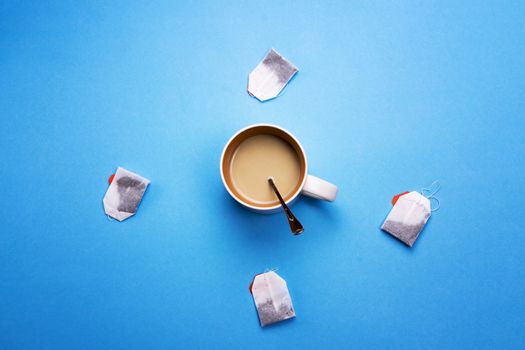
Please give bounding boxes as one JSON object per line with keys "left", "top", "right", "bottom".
{"left": 1, "top": 1, "right": 524, "bottom": 349}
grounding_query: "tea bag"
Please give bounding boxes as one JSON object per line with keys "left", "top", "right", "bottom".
{"left": 103, "top": 167, "right": 150, "bottom": 221}
{"left": 381, "top": 191, "right": 431, "bottom": 247}
{"left": 248, "top": 48, "right": 298, "bottom": 102}
{"left": 249, "top": 271, "right": 295, "bottom": 327}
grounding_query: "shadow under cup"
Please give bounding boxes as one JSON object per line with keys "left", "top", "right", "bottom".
{"left": 221, "top": 125, "right": 307, "bottom": 210}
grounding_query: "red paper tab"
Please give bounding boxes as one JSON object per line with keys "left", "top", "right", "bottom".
{"left": 108, "top": 173, "right": 115, "bottom": 185}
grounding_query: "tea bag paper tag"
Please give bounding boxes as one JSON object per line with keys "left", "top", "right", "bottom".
{"left": 248, "top": 48, "right": 298, "bottom": 102}
{"left": 381, "top": 191, "right": 431, "bottom": 247}
{"left": 103, "top": 167, "right": 150, "bottom": 222}
{"left": 249, "top": 271, "right": 295, "bottom": 327}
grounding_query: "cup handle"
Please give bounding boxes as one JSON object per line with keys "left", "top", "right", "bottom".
{"left": 301, "top": 175, "right": 338, "bottom": 201}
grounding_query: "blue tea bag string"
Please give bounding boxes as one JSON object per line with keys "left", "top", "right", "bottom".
{"left": 429, "top": 197, "right": 440, "bottom": 212}
{"left": 421, "top": 180, "right": 441, "bottom": 212}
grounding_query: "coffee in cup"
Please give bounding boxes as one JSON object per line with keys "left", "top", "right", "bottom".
{"left": 221, "top": 124, "right": 338, "bottom": 213}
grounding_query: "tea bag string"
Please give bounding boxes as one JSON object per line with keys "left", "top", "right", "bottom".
{"left": 429, "top": 197, "right": 440, "bottom": 212}
{"left": 421, "top": 180, "right": 441, "bottom": 212}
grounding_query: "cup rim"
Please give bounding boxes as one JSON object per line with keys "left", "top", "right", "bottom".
{"left": 220, "top": 123, "right": 309, "bottom": 211}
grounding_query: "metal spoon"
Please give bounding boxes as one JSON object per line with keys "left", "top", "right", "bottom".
{"left": 268, "top": 177, "right": 304, "bottom": 235}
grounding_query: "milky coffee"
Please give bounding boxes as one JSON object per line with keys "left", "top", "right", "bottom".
{"left": 230, "top": 134, "right": 301, "bottom": 205}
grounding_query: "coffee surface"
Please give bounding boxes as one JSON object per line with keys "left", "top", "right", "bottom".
{"left": 230, "top": 134, "right": 301, "bottom": 205}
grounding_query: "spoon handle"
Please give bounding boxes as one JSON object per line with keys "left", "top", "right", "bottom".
{"left": 268, "top": 178, "right": 304, "bottom": 235}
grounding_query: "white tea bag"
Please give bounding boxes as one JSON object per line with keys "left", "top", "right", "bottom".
{"left": 249, "top": 271, "right": 295, "bottom": 327}
{"left": 103, "top": 167, "right": 150, "bottom": 222}
{"left": 248, "top": 48, "right": 298, "bottom": 102}
{"left": 381, "top": 191, "right": 431, "bottom": 247}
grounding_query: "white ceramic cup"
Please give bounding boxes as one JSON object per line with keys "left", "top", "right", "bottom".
{"left": 220, "top": 124, "right": 338, "bottom": 213}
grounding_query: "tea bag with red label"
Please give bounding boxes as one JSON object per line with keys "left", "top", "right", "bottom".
{"left": 103, "top": 167, "right": 150, "bottom": 221}
{"left": 381, "top": 191, "right": 431, "bottom": 247}
{"left": 249, "top": 271, "right": 295, "bottom": 327}
{"left": 248, "top": 48, "right": 298, "bottom": 102}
